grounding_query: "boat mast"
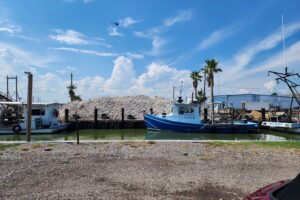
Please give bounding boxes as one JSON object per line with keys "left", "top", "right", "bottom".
{"left": 281, "top": 14, "right": 287, "bottom": 68}
{"left": 268, "top": 15, "right": 300, "bottom": 107}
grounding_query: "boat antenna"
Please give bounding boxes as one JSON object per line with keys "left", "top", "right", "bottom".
{"left": 172, "top": 86, "right": 175, "bottom": 100}
{"left": 281, "top": 14, "right": 287, "bottom": 68}
{"left": 179, "top": 81, "right": 183, "bottom": 97}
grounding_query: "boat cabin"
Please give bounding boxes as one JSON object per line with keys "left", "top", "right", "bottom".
{"left": 21, "top": 103, "right": 60, "bottom": 129}
{"left": 163, "top": 102, "right": 201, "bottom": 124}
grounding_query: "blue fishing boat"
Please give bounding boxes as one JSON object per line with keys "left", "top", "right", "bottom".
{"left": 144, "top": 97, "right": 258, "bottom": 133}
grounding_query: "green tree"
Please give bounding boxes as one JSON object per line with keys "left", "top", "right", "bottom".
{"left": 196, "top": 89, "right": 206, "bottom": 105}
{"left": 190, "top": 71, "right": 202, "bottom": 100}
{"left": 271, "top": 92, "right": 278, "bottom": 96}
{"left": 67, "top": 84, "right": 82, "bottom": 101}
{"left": 203, "top": 59, "right": 222, "bottom": 124}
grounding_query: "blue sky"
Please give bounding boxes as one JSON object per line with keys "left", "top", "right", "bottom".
{"left": 0, "top": 0, "right": 300, "bottom": 102}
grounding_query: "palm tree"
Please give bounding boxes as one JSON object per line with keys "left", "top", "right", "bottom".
{"left": 67, "top": 84, "right": 82, "bottom": 101}
{"left": 190, "top": 71, "right": 202, "bottom": 101}
{"left": 203, "top": 59, "right": 222, "bottom": 124}
{"left": 196, "top": 89, "right": 206, "bottom": 105}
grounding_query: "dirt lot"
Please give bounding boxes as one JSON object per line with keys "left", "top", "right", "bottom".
{"left": 0, "top": 142, "right": 299, "bottom": 200}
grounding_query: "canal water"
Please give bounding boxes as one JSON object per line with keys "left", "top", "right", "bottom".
{"left": 0, "top": 129, "right": 300, "bottom": 141}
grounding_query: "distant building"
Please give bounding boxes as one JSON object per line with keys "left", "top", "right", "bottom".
{"left": 214, "top": 94, "right": 298, "bottom": 110}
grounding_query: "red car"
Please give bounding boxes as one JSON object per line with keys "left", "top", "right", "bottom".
{"left": 244, "top": 173, "right": 300, "bottom": 200}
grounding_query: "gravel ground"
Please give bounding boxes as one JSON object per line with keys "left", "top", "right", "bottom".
{"left": 0, "top": 142, "right": 299, "bottom": 200}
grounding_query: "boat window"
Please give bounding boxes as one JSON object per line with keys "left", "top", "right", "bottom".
{"left": 178, "top": 106, "right": 194, "bottom": 114}
{"left": 270, "top": 117, "right": 278, "bottom": 122}
{"left": 178, "top": 106, "right": 184, "bottom": 114}
{"left": 32, "top": 109, "right": 45, "bottom": 116}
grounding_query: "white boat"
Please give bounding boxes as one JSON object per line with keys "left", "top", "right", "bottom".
{"left": 0, "top": 102, "right": 68, "bottom": 134}
{"left": 261, "top": 116, "right": 300, "bottom": 134}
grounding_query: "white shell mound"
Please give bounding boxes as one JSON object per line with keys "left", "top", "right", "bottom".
{"left": 59, "top": 95, "right": 172, "bottom": 120}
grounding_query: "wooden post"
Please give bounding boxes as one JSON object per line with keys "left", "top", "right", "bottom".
{"left": 25, "top": 72, "right": 33, "bottom": 142}
{"left": 231, "top": 108, "right": 235, "bottom": 124}
{"left": 261, "top": 108, "right": 266, "bottom": 122}
{"left": 64, "top": 109, "right": 69, "bottom": 123}
{"left": 76, "top": 115, "right": 79, "bottom": 144}
{"left": 204, "top": 108, "right": 208, "bottom": 122}
{"left": 121, "top": 108, "right": 124, "bottom": 129}
{"left": 94, "top": 108, "right": 98, "bottom": 128}
{"left": 150, "top": 108, "right": 153, "bottom": 114}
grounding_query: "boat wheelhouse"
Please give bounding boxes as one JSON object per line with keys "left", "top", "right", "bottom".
{"left": 0, "top": 102, "right": 68, "bottom": 134}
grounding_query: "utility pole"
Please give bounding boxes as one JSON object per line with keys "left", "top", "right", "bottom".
{"left": 71, "top": 73, "right": 73, "bottom": 87}
{"left": 25, "top": 72, "right": 33, "bottom": 142}
{"left": 172, "top": 86, "right": 175, "bottom": 100}
{"left": 6, "top": 75, "right": 9, "bottom": 99}
{"left": 15, "top": 76, "right": 18, "bottom": 101}
{"left": 6, "top": 75, "right": 19, "bottom": 101}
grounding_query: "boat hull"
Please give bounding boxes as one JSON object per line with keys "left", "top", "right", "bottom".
{"left": 144, "top": 114, "right": 258, "bottom": 133}
{"left": 261, "top": 121, "right": 300, "bottom": 134}
{"left": 0, "top": 123, "right": 69, "bottom": 135}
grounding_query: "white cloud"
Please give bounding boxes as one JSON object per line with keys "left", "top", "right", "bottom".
{"left": 0, "top": 24, "right": 22, "bottom": 35}
{"left": 197, "top": 26, "right": 237, "bottom": 50}
{"left": 94, "top": 37, "right": 113, "bottom": 48}
{"left": 119, "top": 17, "right": 142, "bottom": 28}
{"left": 107, "top": 26, "right": 123, "bottom": 37}
{"left": 56, "top": 66, "right": 76, "bottom": 74}
{"left": 221, "top": 21, "right": 300, "bottom": 83}
{"left": 164, "top": 10, "right": 192, "bottom": 27}
{"left": 70, "top": 57, "right": 192, "bottom": 100}
{"left": 235, "top": 41, "right": 300, "bottom": 80}
{"left": 0, "top": 23, "right": 37, "bottom": 41}
{"left": 0, "top": 51, "right": 194, "bottom": 101}
{"left": 49, "top": 29, "right": 90, "bottom": 45}
{"left": 150, "top": 36, "right": 166, "bottom": 56}
{"left": 52, "top": 47, "right": 118, "bottom": 57}
{"left": 0, "top": 43, "right": 63, "bottom": 102}
{"left": 125, "top": 52, "right": 144, "bottom": 59}
{"left": 0, "top": 42, "right": 57, "bottom": 68}
{"left": 132, "top": 11, "right": 192, "bottom": 56}
{"left": 104, "top": 56, "right": 136, "bottom": 90}
{"left": 218, "top": 41, "right": 300, "bottom": 96}
{"left": 133, "top": 31, "right": 148, "bottom": 38}
{"left": 76, "top": 76, "right": 104, "bottom": 97}
{"left": 263, "top": 80, "right": 277, "bottom": 92}
{"left": 132, "top": 62, "right": 191, "bottom": 97}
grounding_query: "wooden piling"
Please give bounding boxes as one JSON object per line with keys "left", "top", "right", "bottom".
{"left": 204, "top": 108, "right": 208, "bottom": 122}
{"left": 94, "top": 108, "right": 98, "bottom": 128}
{"left": 261, "top": 108, "right": 266, "bottom": 121}
{"left": 76, "top": 116, "right": 79, "bottom": 144}
{"left": 150, "top": 108, "right": 153, "bottom": 114}
{"left": 121, "top": 108, "right": 124, "bottom": 129}
{"left": 25, "top": 72, "right": 33, "bottom": 142}
{"left": 64, "top": 109, "right": 69, "bottom": 123}
{"left": 231, "top": 108, "right": 235, "bottom": 124}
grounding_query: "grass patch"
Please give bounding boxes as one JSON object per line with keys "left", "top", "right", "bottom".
{"left": 0, "top": 144, "right": 20, "bottom": 151}
{"left": 208, "top": 141, "right": 300, "bottom": 150}
{"left": 47, "top": 143, "right": 56, "bottom": 147}
{"left": 31, "top": 143, "right": 42, "bottom": 149}
{"left": 199, "top": 152, "right": 214, "bottom": 161}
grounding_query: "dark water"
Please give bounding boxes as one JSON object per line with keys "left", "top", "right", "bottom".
{"left": 0, "top": 129, "right": 300, "bottom": 141}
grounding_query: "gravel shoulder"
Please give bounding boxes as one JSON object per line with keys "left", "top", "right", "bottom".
{"left": 0, "top": 142, "right": 300, "bottom": 200}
